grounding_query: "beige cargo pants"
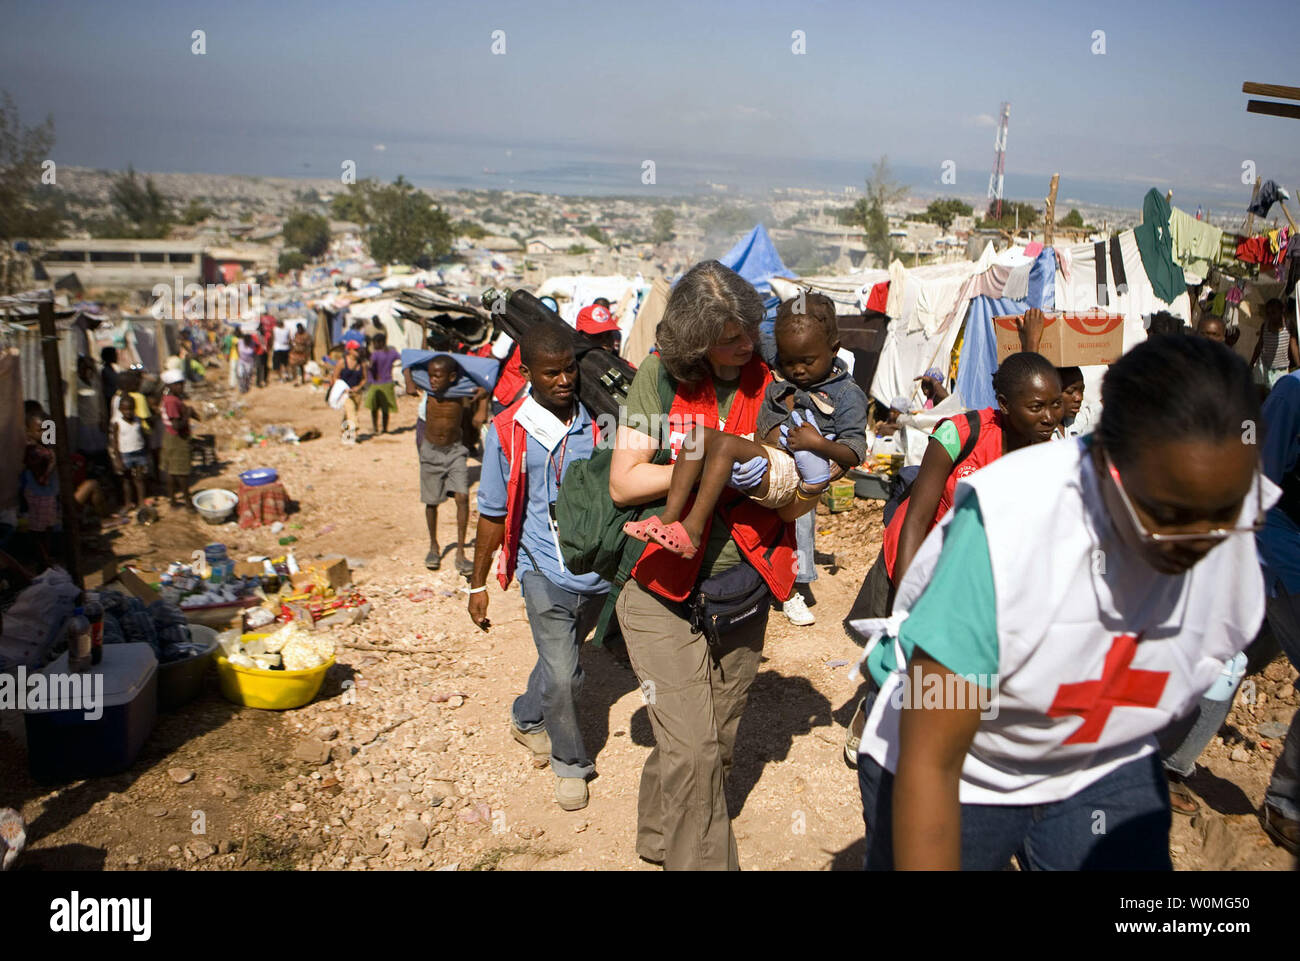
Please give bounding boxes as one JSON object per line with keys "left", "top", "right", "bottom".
{"left": 616, "top": 578, "right": 768, "bottom": 871}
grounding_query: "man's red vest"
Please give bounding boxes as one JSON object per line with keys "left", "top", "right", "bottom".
{"left": 630, "top": 356, "right": 797, "bottom": 603}
{"left": 491, "top": 397, "right": 598, "bottom": 590}
{"left": 493, "top": 346, "right": 528, "bottom": 408}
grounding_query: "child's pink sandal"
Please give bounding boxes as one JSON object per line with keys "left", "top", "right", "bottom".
{"left": 648, "top": 521, "right": 698, "bottom": 559}
{"left": 622, "top": 516, "right": 664, "bottom": 543}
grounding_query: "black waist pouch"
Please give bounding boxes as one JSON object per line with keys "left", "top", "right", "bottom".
{"left": 689, "top": 561, "right": 771, "bottom": 648}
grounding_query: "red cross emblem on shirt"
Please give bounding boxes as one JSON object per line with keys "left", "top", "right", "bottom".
{"left": 1047, "top": 634, "right": 1170, "bottom": 744}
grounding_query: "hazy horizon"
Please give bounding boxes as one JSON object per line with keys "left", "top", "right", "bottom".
{"left": 4, "top": 0, "right": 1298, "bottom": 216}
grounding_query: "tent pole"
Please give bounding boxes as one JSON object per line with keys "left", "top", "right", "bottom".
{"left": 1044, "top": 174, "right": 1060, "bottom": 246}
{"left": 38, "top": 297, "right": 82, "bottom": 586}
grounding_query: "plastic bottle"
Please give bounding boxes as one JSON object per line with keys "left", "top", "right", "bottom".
{"left": 67, "top": 606, "right": 92, "bottom": 672}
{"left": 84, "top": 593, "right": 104, "bottom": 666}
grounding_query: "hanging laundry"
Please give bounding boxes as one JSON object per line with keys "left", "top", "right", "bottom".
{"left": 1110, "top": 237, "right": 1128, "bottom": 296}
{"left": 1236, "top": 235, "right": 1271, "bottom": 265}
{"left": 1168, "top": 206, "right": 1225, "bottom": 281}
{"left": 865, "top": 281, "right": 889, "bottom": 314}
{"left": 1134, "top": 188, "right": 1186, "bottom": 303}
{"left": 1094, "top": 241, "right": 1109, "bottom": 307}
{"left": 1247, "top": 180, "right": 1290, "bottom": 218}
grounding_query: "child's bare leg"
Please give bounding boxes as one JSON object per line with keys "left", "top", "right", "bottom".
{"left": 657, "top": 425, "right": 715, "bottom": 526}
{"left": 453, "top": 492, "right": 471, "bottom": 571}
{"left": 662, "top": 427, "right": 769, "bottom": 548}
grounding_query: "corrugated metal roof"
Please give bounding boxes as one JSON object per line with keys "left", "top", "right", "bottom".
{"left": 11, "top": 324, "right": 80, "bottom": 415}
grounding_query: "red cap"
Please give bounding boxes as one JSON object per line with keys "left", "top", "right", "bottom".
{"left": 345, "top": 341, "right": 360, "bottom": 351}
{"left": 576, "top": 304, "right": 618, "bottom": 336}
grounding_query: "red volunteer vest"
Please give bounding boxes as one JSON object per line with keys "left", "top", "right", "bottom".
{"left": 883, "top": 407, "right": 1006, "bottom": 580}
{"left": 492, "top": 398, "right": 599, "bottom": 590}
{"left": 630, "top": 356, "right": 797, "bottom": 603}
{"left": 493, "top": 347, "right": 528, "bottom": 408}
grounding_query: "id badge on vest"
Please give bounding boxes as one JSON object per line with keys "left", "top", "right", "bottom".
{"left": 516, "top": 396, "right": 573, "bottom": 573}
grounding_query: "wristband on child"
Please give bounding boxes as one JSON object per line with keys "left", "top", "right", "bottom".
{"left": 794, "top": 483, "right": 822, "bottom": 502}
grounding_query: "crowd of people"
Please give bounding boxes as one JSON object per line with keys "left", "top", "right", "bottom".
{"left": 427, "top": 261, "right": 1300, "bottom": 871}
{"left": 7, "top": 260, "right": 1297, "bottom": 873}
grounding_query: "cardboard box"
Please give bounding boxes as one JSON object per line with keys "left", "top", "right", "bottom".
{"left": 234, "top": 560, "right": 266, "bottom": 578}
{"left": 117, "top": 567, "right": 161, "bottom": 603}
{"left": 993, "top": 311, "right": 1125, "bottom": 367}
{"left": 311, "top": 557, "right": 351, "bottom": 591}
{"left": 83, "top": 559, "right": 120, "bottom": 590}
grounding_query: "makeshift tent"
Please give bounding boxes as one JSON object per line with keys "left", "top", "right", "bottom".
{"left": 536, "top": 275, "right": 645, "bottom": 326}
{"left": 771, "top": 270, "right": 889, "bottom": 315}
{"left": 955, "top": 249, "right": 1058, "bottom": 411}
{"left": 719, "top": 224, "right": 793, "bottom": 294}
{"left": 622, "top": 276, "right": 670, "bottom": 366}
{"left": 0, "top": 347, "right": 26, "bottom": 513}
{"left": 869, "top": 244, "right": 1031, "bottom": 408}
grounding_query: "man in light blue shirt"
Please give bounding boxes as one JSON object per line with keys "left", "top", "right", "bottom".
{"left": 467, "top": 324, "right": 608, "bottom": 812}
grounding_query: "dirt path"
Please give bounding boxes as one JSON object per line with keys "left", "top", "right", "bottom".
{"left": 2, "top": 370, "right": 1296, "bottom": 871}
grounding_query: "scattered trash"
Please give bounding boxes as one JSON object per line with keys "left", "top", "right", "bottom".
{"left": 279, "top": 536, "right": 298, "bottom": 545}
{"left": 826, "top": 658, "right": 851, "bottom": 668}
{"left": 270, "top": 521, "right": 285, "bottom": 534}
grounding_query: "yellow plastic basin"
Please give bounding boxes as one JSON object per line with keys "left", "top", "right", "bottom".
{"left": 214, "top": 653, "right": 335, "bottom": 710}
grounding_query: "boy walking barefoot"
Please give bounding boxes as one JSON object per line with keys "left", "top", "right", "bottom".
{"left": 420, "top": 355, "right": 474, "bottom": 574}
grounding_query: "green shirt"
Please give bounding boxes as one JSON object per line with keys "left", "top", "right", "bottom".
{"left": 865, "top": 495, "right": 1000, "bottom": 687}
{"left": 622, "top": 354, "right": 742, "bottom": 577}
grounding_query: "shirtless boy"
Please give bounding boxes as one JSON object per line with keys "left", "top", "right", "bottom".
{"left": 420, "top": 355, "right": 475, "bottom": 574}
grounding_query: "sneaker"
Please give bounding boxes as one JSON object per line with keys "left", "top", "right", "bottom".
{"left": 843, "top": 696, "right": 867, "bottom": 769}
{"left": 555, "top": 776, "right": 589, "bottom": 811}
{"left": 510, "top": 717, "right": 550, "bottom": 769}
{"left": 783, "top": 592, "right": 815, "bottom": 626}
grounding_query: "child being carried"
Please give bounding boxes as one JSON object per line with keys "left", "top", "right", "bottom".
{"left": 625, "top": 293, "right": 869, "bottom": 558}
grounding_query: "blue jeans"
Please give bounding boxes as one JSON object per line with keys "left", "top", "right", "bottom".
{"left": 511, "top": 570, "right": 606, "bottom": 780}
{"left": 795, "top": 508, "right": 817, "bottom": 585}
{"left": 1265, "top": 589, "right": 1300, "bottom": 821}
{"left": 857, "top": 691, "right": 1173, "bottom": 870}
{"left": 1159, "top": 691, "right": 1238, "bottom": 779}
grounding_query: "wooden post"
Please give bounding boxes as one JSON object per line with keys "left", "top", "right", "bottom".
{"left": 38, "top": 297, "right": 82, "bottom": 585}
{"left": 1044, "top": 174, "right": 1060, "bottom": 246}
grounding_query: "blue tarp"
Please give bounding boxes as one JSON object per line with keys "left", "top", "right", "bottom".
{"left": 400, "top": 349, "right": 499, "bottom": 398}
{"left": 719, "top": 224, "right": 791, "bottom": 294}
{"left": 956, "top": 249, "right": 1056, "bottom": 410}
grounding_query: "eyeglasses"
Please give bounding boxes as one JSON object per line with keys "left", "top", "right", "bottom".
{"left": 1101, "top": 446, "right": 1264, "bottom": 544}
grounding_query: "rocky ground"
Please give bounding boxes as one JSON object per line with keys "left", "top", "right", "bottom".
{"left": 1, "top": 366, "right": 1296, "bottom": 871}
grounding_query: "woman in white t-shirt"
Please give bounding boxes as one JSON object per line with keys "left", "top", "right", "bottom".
{"left": 851, "top": 335, "right": 1274, "bottom": 870}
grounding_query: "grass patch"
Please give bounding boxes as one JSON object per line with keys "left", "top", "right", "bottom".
{"left": 467, "top": 843, "right": 567, "bottom": 871}
{"left": 246, "top": 833, "right": 299, "bottom": 871}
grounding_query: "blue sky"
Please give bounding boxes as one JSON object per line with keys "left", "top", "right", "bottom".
{"left": 3, "top": 0, "right": 1298, "bottom": 206}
